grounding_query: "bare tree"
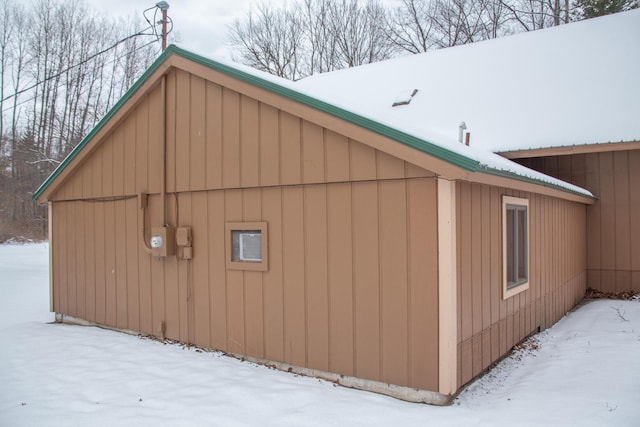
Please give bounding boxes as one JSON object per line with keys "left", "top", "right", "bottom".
{"left": 301, "top": 0, "right": 337, "bottom": 74}
{"left": 328, "top": 0, "right": 394, "bottom": 68}
{"left": 228, "top": 3, "right": 306, "bottom": 80}
{"left": 500, "top": 0, "right": 570, "bottom": 31}
{"left": 0, "top": 0, "right": 161, "bottom": 240}
{"left": 228, "top": 0, "right": 394, "bottom": 79}
{"left": 386, "top": 0, "right": 438, "bottom": 54}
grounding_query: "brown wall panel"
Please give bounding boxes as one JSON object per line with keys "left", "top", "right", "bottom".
{"left": 125, "top": 199, "right": 140, "bottom": 332}
{"left": 104, "top": 202, "right": 117, "bottom": 327}
{"left": 377, "top": 151, "right": 405, "bottom": 180}
{"left": 327, "top": 183, "right": 354, "bottom": 377}
{"left": 57, "top": 203, "right": 68, "bottom": 315}
{"left": 325, "top": 131, "right": 349, "bottom": 182}
{"left": 262, "top": 187, "right": 284, "bottom": 361}
{"left": 51, "top": 177, "right": 440, "bottom": 393}
{"left": 225, "top": 190, "right": 245, "bottom": 353}
{"left": 137, "top": 202, "right": 152, "bottom": 335}
{"left": 302, "top": 121, "right": 326, "bottom": 184}
{"left": 351, "top": 182, "right": 379, "bottom": 380}
{"left": 48, "top": 67, "right": 443, "bottom": 397}
{"left": 191, "top": 192, "right": 210, "bottom": 347}
{"left": 241, "top": 96, "right": 260, "bottom": 187}
{"left": 259, "top": 104, "right": 280, "bottom": 187}
{"left": 94, "top": 199, "right": 106, "bottom": 324}
{"left": 165, "top": 72, "right": 178, "bottom": 193}
{"left": 111, "top": 126, "right": 124, "bottom": 197}
{"left": 517, "top": 149, "right": 640, "bottom": 292}
{"left": 304, "top": 185, "right": 329, "bottom": 372}
{"left": 242, "top": 188, "right": 264, "bottom": 358}
{"left": 407, "top": 178, "right": 438, "bottom": 391}
{"left": 148, "top": 196, "right": 166, "bottom": 337}
{"left": 84, "top": 200, "right": 96, "bottom": 323}
{"left": 205, "top": 82, "right": 223, "bottom": 190}
{"left": 67, "top": 202, "right": 78, "bottom": 318}
{"left": 282, "top": 186, "right": 306, "bottom": 366}
{"left": 115, "top": 198, "right": 128, "bottom": 329}
{"left": 379, "top": 180, "right": 409, "bottom": 386}
{"left": 349, "top": 139, "right": 376, "bottom": 181}
{"left": 190, "top": 75, "right": 207, "bottom": 191}
{"left": 147, "top": 86, "right": 163, "bottom": 195}
{"left": 177, "top": 193, "right": 192, "bottom": 343}
{"left": 222, "top": 88, "right": 241, "bottom": 189}
{"left": 456, "top": 182, "right": 587, "bottom": 388}
{"left": 208, "top": 191, "right": 227, "bottom": 349}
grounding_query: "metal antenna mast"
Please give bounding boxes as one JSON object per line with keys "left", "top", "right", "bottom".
{"left": 156, "top": 1, "right": 170, "bottom": 51}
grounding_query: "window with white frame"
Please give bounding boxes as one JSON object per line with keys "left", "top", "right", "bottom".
{"left": 502, "top": 196, "right": 529, "bottom": 299}
{"left": 226, "top": 222, "right": 268, "bottom": 271}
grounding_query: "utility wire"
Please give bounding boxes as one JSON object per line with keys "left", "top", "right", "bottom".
{"left": 1, "top": 25, "right": 158, "bottom": 103}
{"left": 1, "top": 39, "right": 159, "bottom": 115}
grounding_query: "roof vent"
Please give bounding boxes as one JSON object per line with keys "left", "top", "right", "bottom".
{"left": 458, "top": 121, "right": 467, "bottom": 144}
{"left": 392, "top": 89, "right": 418, "bottom": 107}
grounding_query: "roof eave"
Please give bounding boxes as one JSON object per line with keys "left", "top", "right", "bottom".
{"left": 498, "top": 140, "right": 640, "bottom": 159}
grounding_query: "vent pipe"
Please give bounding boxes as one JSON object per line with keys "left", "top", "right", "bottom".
{"left": 458, "top": 121, "right": 467, "bottom": 144}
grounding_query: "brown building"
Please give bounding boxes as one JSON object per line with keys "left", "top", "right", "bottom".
{"left": 34, "top": 11, "right": 638, "bottom": 404}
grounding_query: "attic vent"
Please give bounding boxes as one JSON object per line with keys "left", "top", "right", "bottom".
{"left": 392, "top": 89, "right": 418, "bottom": 107}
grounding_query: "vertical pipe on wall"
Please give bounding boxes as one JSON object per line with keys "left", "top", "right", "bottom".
{"left": 160, "top": 74, "right": 167, "bottom": 226}
{"left": 139, "top": 74, "right": 168, "bottom": 254}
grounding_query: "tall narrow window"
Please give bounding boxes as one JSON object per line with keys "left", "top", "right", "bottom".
{"left": 502, "top": 196, "right": 529, "bottom": 299}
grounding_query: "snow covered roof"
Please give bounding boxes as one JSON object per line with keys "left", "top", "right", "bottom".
{"left": 39, "top": 12, "right": 640, "bottom": 201}
{"left": 296, "top": 10, "right": 640, "bottom": 155}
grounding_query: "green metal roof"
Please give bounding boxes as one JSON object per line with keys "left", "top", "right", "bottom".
{"left": 33, "top": 45, "right": 592, "bottom": 201}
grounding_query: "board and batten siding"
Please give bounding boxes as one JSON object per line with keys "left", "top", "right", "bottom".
{"left": 49, "top": 68, "right": 440, "bottom": 392}
{"left": 455, "top": 182, "right": 587, "bottom": 388}
{"left": 517, "top": 150, "right": 640, "bottom": 293}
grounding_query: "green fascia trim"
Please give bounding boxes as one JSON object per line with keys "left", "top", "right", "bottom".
{"left": 478, "top": 165, "right": 597, "bottom": 200}
{"left": 32, "top": 47, "right": 175, "bottom": 201}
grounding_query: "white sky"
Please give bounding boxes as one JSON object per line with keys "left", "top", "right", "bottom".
{"left": 83, "top": 0, "right": 280, "bottom": 59}
{"left": 85, "top": 0, "right": 401, "bottom": 59}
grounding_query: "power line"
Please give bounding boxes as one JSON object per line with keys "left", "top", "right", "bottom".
{"left": 1, "top": 25, "right": 158, "bottom": 103}
{"left": 1, "top": 39, "right": 159, "bottom": 116}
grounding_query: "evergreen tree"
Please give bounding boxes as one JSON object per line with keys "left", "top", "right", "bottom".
{"left": 574, "top": 0, "right": 638, "bottom": 19}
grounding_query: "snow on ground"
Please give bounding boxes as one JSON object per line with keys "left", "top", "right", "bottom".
{"left": 1, "top": 243, "right": 639, "bottom": 426}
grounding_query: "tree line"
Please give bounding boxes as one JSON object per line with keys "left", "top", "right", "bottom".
{"left": 227, "top": 0, "right": 638, "bottom": 80}
{"left": 0, "top": 0, "right": 160, "bottom": 241}
{"left": 0, "top": 0, "right": 636, "bottom": 241}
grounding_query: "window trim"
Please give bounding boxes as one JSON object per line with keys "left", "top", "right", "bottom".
{"left": 502, "top": 196, "right": 529, "bottom": 299}
{"left": 226, "top": 222, "right": 268, "bottom": 271}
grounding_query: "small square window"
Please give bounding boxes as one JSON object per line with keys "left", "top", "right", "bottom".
{"left": 502, "top": 196, "right": 529, "bottom": 299}
{"left": 226, "top": 222, "right": 268, "bottom": 271}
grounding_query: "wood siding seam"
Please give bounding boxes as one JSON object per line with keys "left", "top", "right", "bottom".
{"left": 377, "top": 181, "right": 384, "bottom": 381}
{"left": 405, "top": 180, "right": 412, "bottom": 387}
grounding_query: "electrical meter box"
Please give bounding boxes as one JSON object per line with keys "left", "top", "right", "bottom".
{"left": 150, "top": 226, "right": 176, "bottom": 257}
